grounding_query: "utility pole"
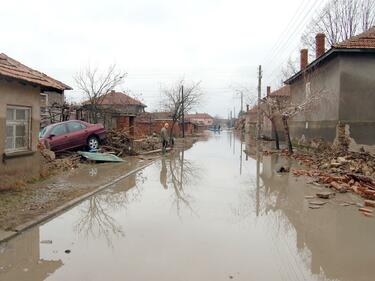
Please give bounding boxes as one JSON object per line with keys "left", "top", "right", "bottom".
{"left": 257, "top": 65, "right": 262, "bottom": 140}
{"left": 241, "top": 92, "right": 243, "bottom": 114}
{"left": 181, "top": 85, "right": 185, "bottom": 138}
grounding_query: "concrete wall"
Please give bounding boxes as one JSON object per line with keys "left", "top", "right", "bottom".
{"left": 0, "top": 79, "right": 41, "bottom": 186}
{"left": 338, "top": 53, "right": 375, "bottom": 147}
{"left": 289, "top": 56, "right": 341, "bottom": 142}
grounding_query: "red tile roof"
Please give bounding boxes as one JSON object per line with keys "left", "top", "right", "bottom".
{"left": 333, "top": 26, "right": 375, "bottom": 49}
{"left": 185, "top": 113, "right": 213, "bottom": 120}
{"left": 94, "top": 91, "right": 146, "bottom": 107}
{"left": 0, "top": 53, "right": 72, "bottom": 91}
{"left": 268, "top": 85, "right": 290, "bottom": 97}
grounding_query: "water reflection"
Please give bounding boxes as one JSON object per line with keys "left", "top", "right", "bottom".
{"left": 0, "top": 228, "right": 62, "bottom": 281}
{"left": 251, "top": 151, "right": 375, "bottom": 281}
{"left": 1, "top": 132, "right": 374, "bottom": 281}
{"left": 74, "top": 173, "right": 146, "bottom": 246}
{"left": 159, "top": 150, "right": 201, "bottom": 218}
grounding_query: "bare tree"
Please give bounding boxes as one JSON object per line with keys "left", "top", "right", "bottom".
{"left": 279, "top": 81, "right": 326, "bottom": 154}
{"left": 160, "top": 79, "right": 204, "bottom": 139}
{"left": 279, "top": 57, "right": 299, "bottom": 86}
{"left": 74, "top": 64, "right": 126, "bottom": 123}
{"left": 301, "top": 0, "right": 375, "bottom": 54}
{"left": 259, "top": 97, "right": 284, "bottom": 150}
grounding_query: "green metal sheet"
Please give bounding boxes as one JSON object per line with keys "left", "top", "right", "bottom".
{"left": 78, "top": 151, "right": 124, "bottom": 162}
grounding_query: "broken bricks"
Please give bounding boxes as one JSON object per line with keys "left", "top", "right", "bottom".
{"left": 330, "top": 181, "right": 348, "bottom": 193}
{"left": 316, "top": 192, "right": 335, "bottom": 199}
{"left": 309, "top": 201, "right": 328, "bottom": 206}
{"left": 364, "top": 200, "right": 375, "bottom": 208}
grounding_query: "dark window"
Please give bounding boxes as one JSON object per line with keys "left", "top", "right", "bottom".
{"left": 50, "top": 124, "right": 67, "bottom": 136}
{"left": 67, "top": 122, "right": 85, "bottom": 132}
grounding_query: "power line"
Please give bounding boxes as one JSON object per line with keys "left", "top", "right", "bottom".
{"left": 263, "top": 0, "right": 321, "bottom": 71}
{"left": 261, "top": 0, "right": 310, "bottom": 66}
{"left": 263, "top": 0, "right": 327, "bottom": 86}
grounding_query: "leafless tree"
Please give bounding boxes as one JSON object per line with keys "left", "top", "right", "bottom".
{"left": 166, "top": 150, "right": 201, "bottom": 218}
{"left": 279, "top": 80, "right": 327, "bottom": 154}
{"left": 301, "top": 0, "right": 375, "bottom": 54}
{"left": 279, "top": 57, "right": 299, "bottom": 86}
{"left": 160, "top": 79, "right": 204, "bottom": 139}
{"left": 74, "top": 64, "right": 126, "bottom": 123}
{"left": 259, "top": 97, "right": 285, "bottom": 150}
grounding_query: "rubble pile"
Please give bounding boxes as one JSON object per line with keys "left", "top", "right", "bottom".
{"left": 133, "top": 136, "right": 162, "bottom": 153}
{"left": 291, "top": 149, "right": 375, "bottom": 178}
{"left": 292, "top": 168, "right": 375, "bottom": 200}
{"left": 265, "top": 144, "right": 375, "bottom": 209}
{"left": 101, "top": 129, "right": 135, "bottom": 156}
{"left": 39, "top": 145, "right": 80, "bottom": 174}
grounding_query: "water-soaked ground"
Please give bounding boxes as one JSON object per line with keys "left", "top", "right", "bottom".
{"left": 1, "top": 131, "right": 375, "bottom": 281}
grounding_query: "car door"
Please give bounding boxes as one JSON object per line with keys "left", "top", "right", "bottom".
{"left": 66, "top": 121, "right": 88, "bottom": 148}
{"left": 48, "top": 124, "right": 69, "bottom": 152}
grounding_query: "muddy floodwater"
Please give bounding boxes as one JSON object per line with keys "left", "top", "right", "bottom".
{"left": 1, "top": 131, "right": 375, "bottom": 281}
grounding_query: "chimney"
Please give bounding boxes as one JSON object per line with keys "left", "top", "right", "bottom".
{"left": 300, "top": 49, "right": 308, "bottom": 70}
{"left": 266, "top": 86, "right": 271, "bottom": 96}
{"left": 315, "top": 33, "right": 325, "bottom": 59}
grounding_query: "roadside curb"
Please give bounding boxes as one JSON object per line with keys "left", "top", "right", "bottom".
{"left": 0, "top": 160, "right": 157, "bottom": 244}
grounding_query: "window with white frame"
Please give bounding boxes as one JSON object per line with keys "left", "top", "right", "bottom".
{"left": 5, "top": 106, "right": 31, "bottom": 153}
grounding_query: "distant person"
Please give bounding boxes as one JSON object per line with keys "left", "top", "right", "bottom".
{"left": 218, "top": 125, "right": 221, "bottom": 131}
{"left": 160, "top": 123, "right": 169, "bottom": 154}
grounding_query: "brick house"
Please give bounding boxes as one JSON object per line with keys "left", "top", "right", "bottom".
{"left": 134, "top": 112, "right": 196, "bottom": 139}
{"left": 0, "top": 53, "right": 71, "bottom": 185}
{"left": 185, "top": 113, "right": 214, "bottom": 130}
{"left": 284, "top": 28, "right": 375, "bottom": 152}
{"left": 80, "top": 91, "right": 146, "bottom": 134}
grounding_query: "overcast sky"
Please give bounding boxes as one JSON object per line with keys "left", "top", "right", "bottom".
{"left": 1, "top": 0, "right": 328, "bottom": 118}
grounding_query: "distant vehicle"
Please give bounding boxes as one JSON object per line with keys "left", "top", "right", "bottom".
{"left": 39, "top": 120, "right": 106, "bottom": 152}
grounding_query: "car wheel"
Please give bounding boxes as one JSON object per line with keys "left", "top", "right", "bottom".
{"left": 87, "top": 136, "right": 99, "bottom": 151}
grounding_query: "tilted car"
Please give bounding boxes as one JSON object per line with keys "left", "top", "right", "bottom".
{"left": 39, "top": 120, "right": 106, "bottom": 152}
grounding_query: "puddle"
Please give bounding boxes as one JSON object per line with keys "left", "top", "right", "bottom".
{"left": 0, "top": 131, "right": 374, "bottom": 281}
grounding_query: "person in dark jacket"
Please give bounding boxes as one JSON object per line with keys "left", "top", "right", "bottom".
{"left": 160, "top": 123, "right": 169, "bottom": 154}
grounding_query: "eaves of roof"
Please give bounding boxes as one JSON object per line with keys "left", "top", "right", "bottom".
{"left": 284, "top": 48, "right": 375, "bottom": 85}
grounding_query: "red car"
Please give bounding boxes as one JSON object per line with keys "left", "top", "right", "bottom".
{"left": 39, "top": 120, "right": 106, "bottom": 152}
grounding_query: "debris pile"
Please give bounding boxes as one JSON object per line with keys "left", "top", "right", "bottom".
{"left": 133, "top": 136, "right": 161, "bottom": 153}
{"left": 265, "top": 144, "right": 375, "bottom": 216}
{"left": 266, "top": 148, "right": 375, "bottom": 178}
{"left": 39, "top": 144, "right": 80, "bottom": 174}
{"left": 101, "top": 129, "right": 135, "bottom": 156}
{"left": 292, "top": 168, "right": 375, "bottom": 200}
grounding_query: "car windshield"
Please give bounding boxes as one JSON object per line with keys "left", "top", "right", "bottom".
{"left": 39, "top": 127, "right": 47, "bottom": 138}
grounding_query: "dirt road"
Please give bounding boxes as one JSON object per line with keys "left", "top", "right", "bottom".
{"left": 1, "top": 131, "right": 374, "bottom": 281}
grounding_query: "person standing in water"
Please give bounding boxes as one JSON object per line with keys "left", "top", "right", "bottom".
{"left": 160, "top": 123, "right": 169, "bottom": 154}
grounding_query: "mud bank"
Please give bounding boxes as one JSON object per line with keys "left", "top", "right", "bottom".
{"left": 0, "top": 157, "right": 153, "bottom": 234}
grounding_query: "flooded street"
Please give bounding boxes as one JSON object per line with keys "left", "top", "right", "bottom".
{"left": 1, "top": 131, "right": 375, "bottom": 281}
